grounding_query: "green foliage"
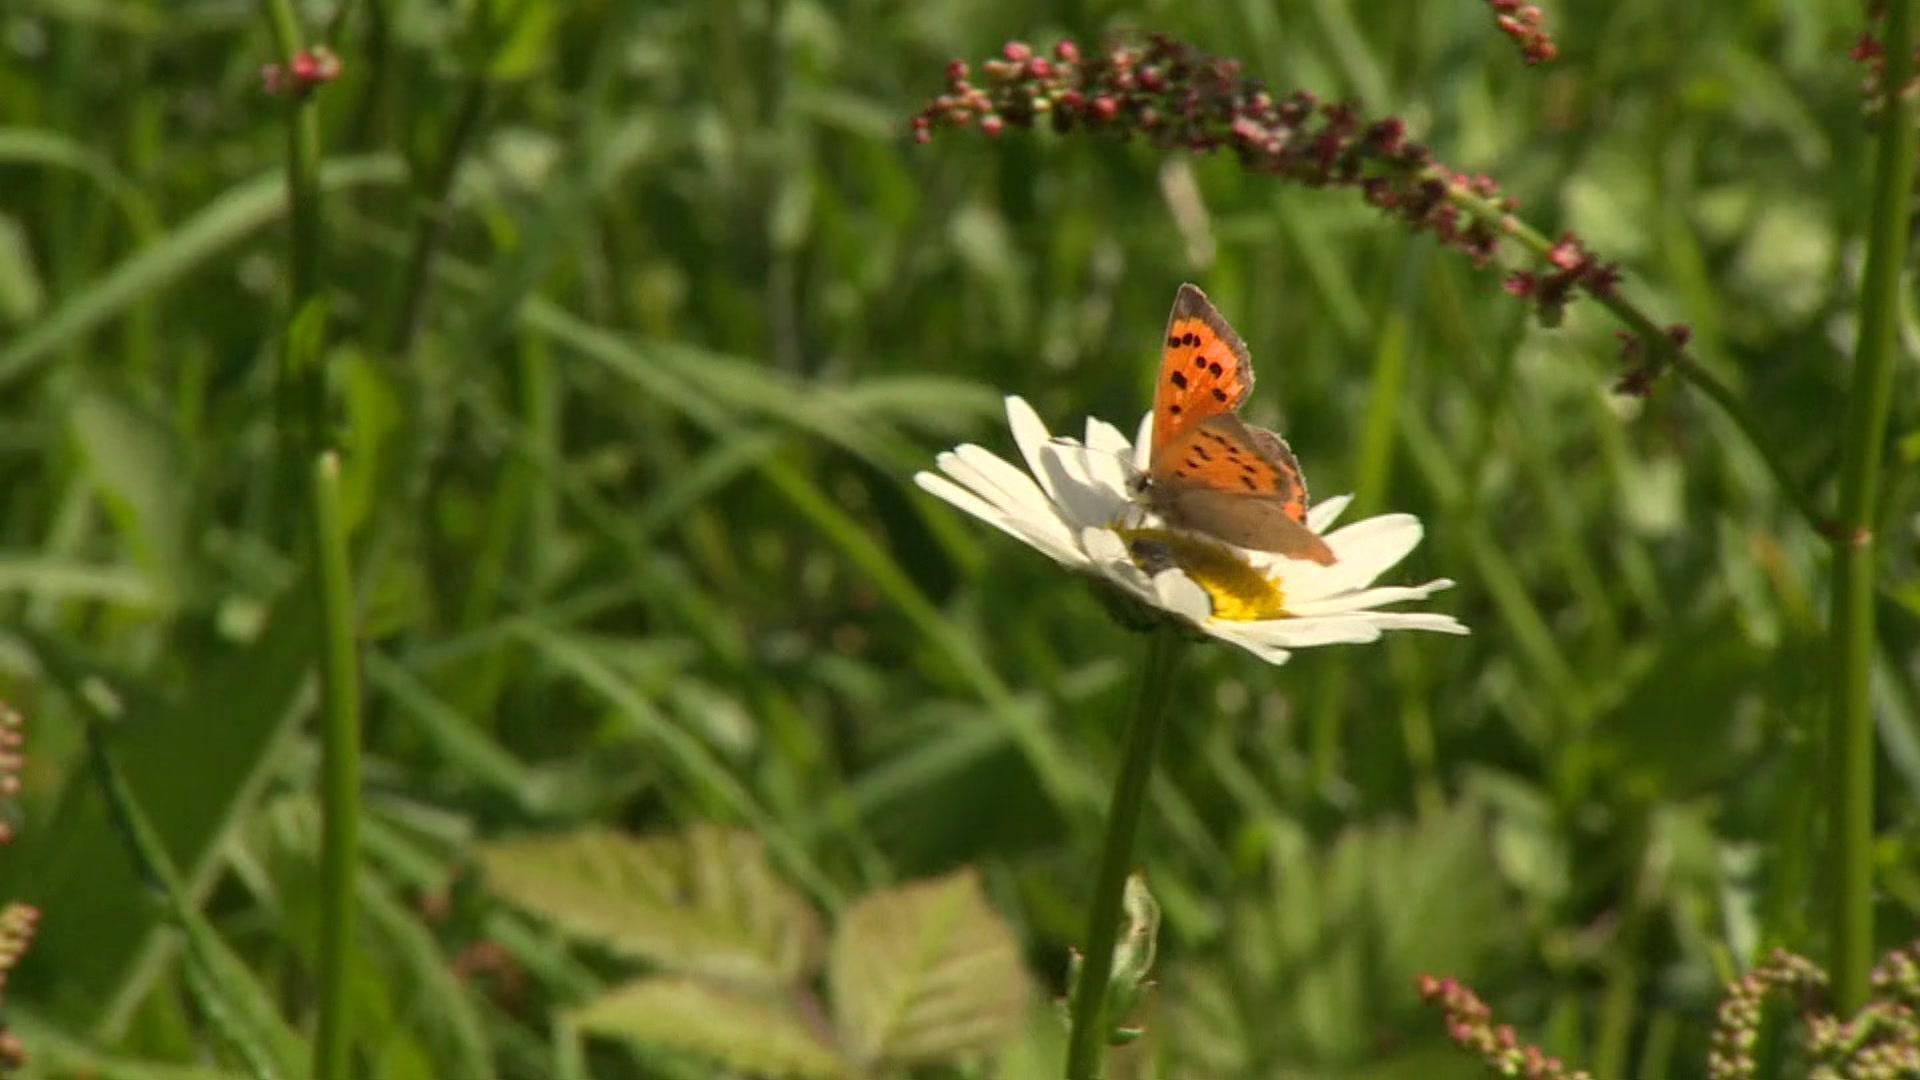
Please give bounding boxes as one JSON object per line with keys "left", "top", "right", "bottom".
{"left": 568, "top": 978, "right": 845, "bottom": 1080}
{"left": 1, "top": 0, "right": 1917, "bottom": 1076}
{"left": 830, "top": 867, "right": 1032, "bottom": 1068}
{"left": 480, "top": 825, "right": 822, "bottom": 990}
{"left": 484, "top": 826, "right": 1029, "bottom": 1076}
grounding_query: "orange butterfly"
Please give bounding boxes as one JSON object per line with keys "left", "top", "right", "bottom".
{"left": 1135, "top": 284, "right": 1336, "bottom": 566}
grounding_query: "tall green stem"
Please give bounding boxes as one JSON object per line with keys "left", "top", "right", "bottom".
{"left": 1827, "top": 0, "right": 1915, "bottom": 1013}
{"left": 309, "top": 452, "right": 362, "bottom": 1078}
{"left": 1065, "top": 623, "right": 1185, "bottom": 1079}
{"left": 259, "top": 1, "right": 363, "bottom": 1073}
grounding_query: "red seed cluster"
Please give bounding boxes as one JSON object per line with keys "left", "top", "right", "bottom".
{"left": 1853, "top": 3, "right": 1920, "bottom": 117}
{"left": 1707, "top": 945, "right": 1920, "bottom": 1080}
{"left": 914, "top": 36, "right": 1692, "bottom": 393}
{"left": 913, "top": 37, "right": 1511, "bottom": 268}
{"left": 0, "top": 702, "right": 20, "bottom": 846}
{"left": 1487, "top": 2, "right": 1558, "bottom": 65}
{"left": 261, "top": 46, "right": 342, "bottom": 98}
{"left": 0, "top": 703, "right": 29, "bottom": 1072}
{"left": 1415, "top": 975, "right": 1592, "bottom": 1080}
{"left": 1500, "top": 233, "right": 1620, "bottom": 326}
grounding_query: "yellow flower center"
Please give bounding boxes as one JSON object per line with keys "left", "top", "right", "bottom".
{"left": 1114, "top": 527, "right": 1288, "bottom": 621}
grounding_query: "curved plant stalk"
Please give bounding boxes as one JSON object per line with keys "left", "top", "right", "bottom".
{"left": 1827, "top": 0, "right": 1915, "bottom": 1014}
{"left": 1065, "top": 624, "right": 1185, "bottom": 1079}
{"left": 1437, "top": 183, "right": 1823, "bottom": 532}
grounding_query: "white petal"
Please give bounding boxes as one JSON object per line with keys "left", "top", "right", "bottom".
{"left": 1006, "top": 396, "right": 1062, "bottom": 502}
{"left": 916, "top": 472, "right": 1087, "bottom": 567}
{"left": 1086, "top": 416, "right": 1133, "bottom": 456}
{"left": 1039, "top": 442, "right": 1133, "bottom": 526}
{"left": 1232, "top": 615, "right": 1385, "bottom": 647}
{"left": 932, "top": 450, "right": 1074, "bottom": 551}
{"left": 1308, "top": 494, "right": 1353, "bottom": 533}
{"left": 1079, "top": 441, "right": 1137, "bottom": 497}
{"left": 1266, "top": 513, "right": 1425, "bottom": 600}
{"left": 1204, "top": 626, "right": 1294, "bottom": 665}
{"left": 1133, "top": 411, "right": 1154, "bottom": 473}
{"left": 1152, "top": 570, "right": 1213, "bottom": 622}
{"left": 1324, "top": 513, "right": 1423, "bottom": 568}
{"left": 914, "top": 470, "right": 1005, "bottom": 525}
{"left": 1080, "top": 525, "right": 1130, "bottom": 563}
{"left": 1079, "top": 527, "right": 1162, "bottom": 602}
{"left": 954, "top": 443, "right": 1056, "bottom": 519}
{"left": 1083, "top": 415, "right": 1141, "bottom": 494}
{"left": 1284, "top": 578, "right": 1455, "bottom": 617}
{"left": 1348, "top": 611, "right": 1471, "bottom": 634}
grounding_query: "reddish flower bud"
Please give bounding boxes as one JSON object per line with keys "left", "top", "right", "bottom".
{"left": 1054, "top": 39, "right": 1080, "bottom": 63}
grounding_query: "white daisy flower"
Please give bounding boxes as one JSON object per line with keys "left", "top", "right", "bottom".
{"left": 913, "top": 395, "right": 1468, "bottom": 665}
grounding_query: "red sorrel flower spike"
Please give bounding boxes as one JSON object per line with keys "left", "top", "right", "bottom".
{"left": 911, "top": 35, "right": 1695, "bottom": 392}
{"left": 1487, "top": 1, "right": 1559, "bottom": 65}
{"left": 262, "top": 45, "right": 342, "bottom": 98}
{"left": 1417, "top": 974, "right": 1592, "bottom": 1079}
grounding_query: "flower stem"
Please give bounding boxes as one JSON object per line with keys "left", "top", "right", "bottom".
{"left": 1828, "top": 0, "right": 1915, "bottom": 1014}
{"left": 258, "top": 0, "right": 363, "bottom": 1073}
{"left": 1066, "top": 622, "right": 1185, "bottom": 1080}
{"left": 309, "top": 451, "right": 362, "bottom": 1080}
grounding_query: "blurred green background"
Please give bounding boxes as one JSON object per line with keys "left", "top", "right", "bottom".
{"left": 2, "top": 0, "right": 1918, "bottom": 1076}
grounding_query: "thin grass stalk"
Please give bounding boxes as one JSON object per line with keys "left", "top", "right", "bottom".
{"left": 1826, "top": 0, "right": 1916, "bottom": 1014}
{"left": 386, "top": 77, "right": 489, "bottom": 357}
{"left": 1065, "top": 623, "right": 1185, "bottom": 1080}
{"left": 258, "top": 0, "right": 363, "bottom": 1072}
{"left": 1311, "top": 265, "right": 1417, "bottom": 790}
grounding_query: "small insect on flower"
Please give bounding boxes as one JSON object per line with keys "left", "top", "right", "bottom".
{"left": 914, "top": 286, "right": 1466, "bottom": 665}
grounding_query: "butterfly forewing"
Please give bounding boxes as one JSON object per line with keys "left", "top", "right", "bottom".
{"left": 1151, "top": 284, "right": 1254, "bottom": 456}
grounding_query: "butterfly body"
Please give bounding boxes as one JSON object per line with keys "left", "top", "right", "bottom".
{"left": 1137, "top": 284, "right": 1336, "bottom": 566}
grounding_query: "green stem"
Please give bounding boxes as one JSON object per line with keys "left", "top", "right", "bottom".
{"left": 310, "top": 451, "right": 362, "bottom": 1079}
{"left": 1065, "top": 623, "right": 1185, "bottom": 1080}
{"left": 1828, "top": 0, "right": 1915, "bottom": 1013}
{"left": 260, "top": 0, "right": 325, "bottom": 441}
{"left": 1441, "top": 183, "right": 1823, "bottom": 531}
{"left": 260, "top": 0, "right": 363, "bottom": 1071}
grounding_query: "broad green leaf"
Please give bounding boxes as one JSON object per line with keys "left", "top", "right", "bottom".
{"left": 830, "top": 868, "right": 1031, "bottom": 1068}
{"left": 87, "top": 729, "right": 308, "bottom": 1079}
{"left": 480, "top": 825, "right": 822, "bottom": 989}
{"left": 570, "top": 977, "right": 846, "bottom": 1079}
{"left": 6, "top": 583, "right": 321, "bottom": 1031}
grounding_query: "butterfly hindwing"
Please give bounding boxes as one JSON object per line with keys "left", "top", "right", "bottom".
{"left": 1158, "top": 487, "right": 1335, "bottom": 565}
{"left": 1152, "top": 415, "right": 1310, "bottom": 523}
{"left": 1150, "top": 416, "right": 1331, "bottom": 564}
